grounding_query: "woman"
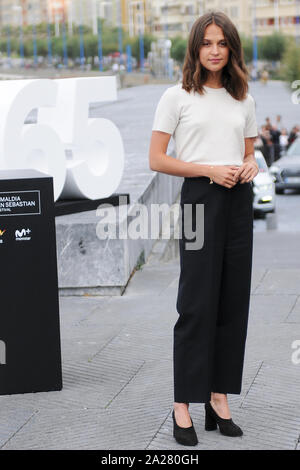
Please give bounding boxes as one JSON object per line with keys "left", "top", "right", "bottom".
{"left": 149, "top": 11, "right": 259, "bottom": 446}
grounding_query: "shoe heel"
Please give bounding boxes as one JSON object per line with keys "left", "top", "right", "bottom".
{"left": 205, "top": 410, "right": 217, "bottom": 431}
{"left": 172, "top": 409, "right": 198, "bottom": 446}
{"left": 204, "top": 402, "right": 243, "bottom": 437}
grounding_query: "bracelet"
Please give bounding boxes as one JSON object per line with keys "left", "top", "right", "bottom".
{"left": 209, "top": 166, "right": 214, "bottom": 184}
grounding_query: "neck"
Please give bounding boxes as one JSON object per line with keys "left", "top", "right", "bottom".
{"left": 205, "top": 71, "right": 223, "bottom": 88}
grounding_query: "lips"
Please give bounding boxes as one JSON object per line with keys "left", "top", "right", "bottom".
{"left": 210, "top": 59, "right": 221, "bottom": 63}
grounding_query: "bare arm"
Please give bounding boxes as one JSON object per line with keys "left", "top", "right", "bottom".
{"left": 148, "top": 130, "right": 214, "bottom": 178}
{"left": 233, "top": 137, "right": 259, "bottom": 183}
{"left": 243, "top": 137, "right": 257, "bottom": 165}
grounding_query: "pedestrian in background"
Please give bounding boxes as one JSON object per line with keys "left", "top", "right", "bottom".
{"left": 112, "top": 61, "right": 121, "bottom": 89}
{"left": 149, "top": 11, "right": 258, "bottom": 446}
{"left": 260, "top": 69, "right": 269, "bottom": 85}
{"left": 119, "top": 63, "right": 126, "bottom": 88}
{"left": 269, "top": 124, "right": 281, "bottom": 161}
{"left": 276, "top": 114, "right": 284, "bottom": 131}
{"left": 287, "top": 125, "right": 299, "bottom": 149}
{"left": 259, "top": 125, "right": 273, "bottom": 166}
{"left": 279, "top": 128, "right": 289, "bottom": 153}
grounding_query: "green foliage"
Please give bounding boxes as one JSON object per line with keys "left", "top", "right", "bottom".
{"left": 280, "top": 38, "right": 300, "bottom": 85}
{"left": 0, "top": 36, "right": 18, "bottom": 54}
{"left": 143, "top": 33, "right": 155, "bottom": 58}
{"left": 72, "top": 24, "right": 93, "bottom": 35}
{"left": 0, "top": 17, "right": 292, "bottom": 78}
{"left": 36, "top": 38, "right": 49, "bottom": 56}
{"left": 170, "top": 36, "right": 187, "bottom": 63}
{"left": 258, "top": 32, "right": 287, "bottom": 61}
{"left": 240, "top": 34, "right": 253, "bottom": 64}
{"left": 67, "top": 35, "right": 81, "bottom": 60}
{"left": 52, "top": 36, "right": 63, "bottom": 57}
{"left": 129, "top": 33, "right": 156, "bottom": 63}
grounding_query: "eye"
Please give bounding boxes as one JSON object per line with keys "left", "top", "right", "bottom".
{"left": 202, "top": 41, "right": 227, "bottom": 46}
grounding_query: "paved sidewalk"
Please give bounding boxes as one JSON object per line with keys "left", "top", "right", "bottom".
{"left": 1, "top": 218, "right": 300, "bottom": 450}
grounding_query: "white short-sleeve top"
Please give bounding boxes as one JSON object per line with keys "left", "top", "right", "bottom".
{"left": 152, "top": 82, "right": 258, "bottom": 166}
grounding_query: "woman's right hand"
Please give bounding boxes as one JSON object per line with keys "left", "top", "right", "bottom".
{"left": 209, "top": 166, "right": 240, "bottom": 188}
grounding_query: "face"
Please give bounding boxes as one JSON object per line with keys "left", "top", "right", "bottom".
{"left": 199, "top": 23, "right": 229, "bottom": 73}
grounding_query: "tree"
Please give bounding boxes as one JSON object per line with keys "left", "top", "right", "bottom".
{"left": 129, "top": 33, "right": 156, "bottom": 63}
{"left": 258, "top": 32, "right": 287, "bottom": 62}
{"left": 240, "top": 34, "right": 253, "bottom": 64}
{"left": 67, "top": 36, "right": 81, "bottom": 61}
{"left": 171, "top": 37, "right": 187, "bottom": 63}
{"left": 280, "top": 38, "right": 300, "bottom": 85}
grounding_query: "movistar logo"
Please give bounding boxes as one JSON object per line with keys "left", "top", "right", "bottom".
{"left": 15, "top": 228, "right": 31, "bottom": 241}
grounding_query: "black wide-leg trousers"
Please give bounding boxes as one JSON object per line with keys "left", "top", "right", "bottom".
{"left": 174, "top": 176, "right": 253, "bottom": 403}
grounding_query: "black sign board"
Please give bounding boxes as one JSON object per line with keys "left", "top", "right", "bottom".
{"left": 0, "top": 190, "right": 41, "bottom": 216}
{"left": 0, "top": 169, "right": 62, "bottom": 394}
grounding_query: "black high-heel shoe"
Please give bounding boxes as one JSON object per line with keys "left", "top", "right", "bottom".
{"left": 172, "top": 409, "right": 198, "bottom": 446}
{"left": 204, "top": 401, "right": 243, "bottom": 437}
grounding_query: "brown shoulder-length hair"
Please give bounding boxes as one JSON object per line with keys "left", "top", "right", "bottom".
{"left": 182, "top": 10, "right": 250, "bottom": 101}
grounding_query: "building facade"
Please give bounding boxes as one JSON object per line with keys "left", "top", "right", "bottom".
{"left": 0, "top": 0, "right": 299, "bottom": 40}
{"left": 149, "top": 0, "right": 300, "bottom": 39}
{"left": 0, "top": 0, "right": 48, "bottom": 26}
{"left": 149, "top": 0, "right": 253, "bottom": 38}
{"left": 255, "top": 0, "right": 300, "bottom": 38}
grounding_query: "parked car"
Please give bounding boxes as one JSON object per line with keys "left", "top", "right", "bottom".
{"left": 269, "top": 137, "right": 300, "bottom": 194}
{"left": 252, "top": 150, "right": 276, "bottom": 215}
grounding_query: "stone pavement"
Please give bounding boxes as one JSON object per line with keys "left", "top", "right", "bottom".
{"left": 1, "top": 207, "right": 300, "bottom": 450}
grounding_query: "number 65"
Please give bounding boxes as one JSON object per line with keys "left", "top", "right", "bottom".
{"left": 0, "top": 76, "right": 125, "bottom": 202}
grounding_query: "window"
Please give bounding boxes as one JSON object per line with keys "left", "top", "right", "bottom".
{"left": 230, "top": 6, "right": 239, "bottom": 18}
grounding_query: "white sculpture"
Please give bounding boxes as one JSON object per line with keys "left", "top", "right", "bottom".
{"left": 0, "top": 76, "right": 125, "bottom": 202}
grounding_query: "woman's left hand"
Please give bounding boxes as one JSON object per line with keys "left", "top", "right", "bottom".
{"left": 233, "top": 161, "right": 259, "bottom": 184}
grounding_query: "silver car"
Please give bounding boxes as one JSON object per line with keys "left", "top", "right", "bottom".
{"left": 252, "top": 150, "right": 276, "bottom": 215}
{"left": 269, "top": 137, "right": 300, "bottom": 194}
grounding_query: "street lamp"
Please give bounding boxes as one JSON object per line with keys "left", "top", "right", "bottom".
{"left": 91, "top": 0, "right": 98, "bottom": 35}
{"left": 273, "top": 0, "right": 279, "bottom": 31}
{"left": 62, "top": 15, "right": 68, "bottom": 67}
{"left": 32, "top": 12, "right": 38, "bottom": 67}
{"left": 127, "top": 0, "right": 134, "bottom": 38}
{"left": 296, "top": 0, "right": 300, "bottom": 44}
{"left": 79, "top": 0, "right": 85, "bottom": 68}
{"left": 52, "top": 1, "right": 63, "bottom": 37}
{"left": 67, "top": 0, "right": 73, "bottom": 36}
{"left": 94, "top": 0, "right": 105, "bottom": 71}
{"left": 6, "top": 26, "right": 12, "bottom": 68}
{"left": 12, "top": 4, "right": 24, "bottom": 68}
{"left": 95, "top": 1, "right": 113, "bottom": 71}
{"left": 252, "top": 0, "right": 258, "bottom": 81}
{"left": 163, "top": 1, "right": 170, "bottom": 77}
{"left": 163, "top": 0, "right": 168, "bottom": 40}
{"left": 128, "top": 1, "right": 145, "bottom": 72}
{"left": 99, "top": 0, "right": 113, "bottom": 25}
{"left": 137, "top": 1, "right": 145, "bottom": 72}
{"left": 117, "top": 0, "right": 124, "bottom": 65}
{"left": 51, "top": 1, "right": 68, "bottom": 66}
{"left": 46, "top": 4, "right": 53, "bottom": 66}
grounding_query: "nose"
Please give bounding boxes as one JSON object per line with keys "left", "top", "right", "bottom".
{"left": 212, "top": 44, "right": 219, "bottom": 54}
